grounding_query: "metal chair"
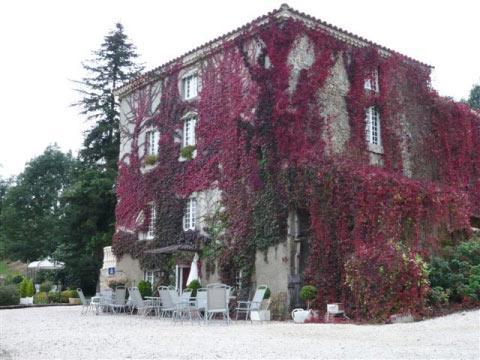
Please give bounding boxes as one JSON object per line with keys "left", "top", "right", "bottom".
{"left": 206, "top": 283, "right": 231, "bottom": 324}
{"left": 235, "top": 285, "right": 268, "bottom": 320}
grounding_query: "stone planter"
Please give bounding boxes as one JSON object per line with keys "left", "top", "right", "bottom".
{"left": 68, "top": 298, "right": 81, "bottom": 305}
{"left": 291, "top": 308, "right": 311, "bottom": 323}
{"left": 250, "top": 310, "right": 271, "bottom": 321}
{"left": 19, "top": 297, "right": 33, "bottom": 305}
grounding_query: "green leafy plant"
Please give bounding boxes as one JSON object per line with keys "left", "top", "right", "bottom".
{"left": 300, "top": 285, "right": 317, "bottom": 309}
{"left": 39, "top": 281, "right": 52, "bottom": 293}
{"left": 180, "top": 145, "right": 196, "bottom": 160}
{"left": 187, "top": 279, "right": 201, "bottom": 297}
{"left": 26, "top": 279, "right": 35, "bottom": 297}
{"left": 19, "top": 278, "right": 29, "bottom": 298}
{"left": 60, "top": 290, "right": 71, "bottom": 303}
{"left": 138, "top": 280, "right": 152, "bottom": 299}
{"left": 0, "top": 285, "right": 20, "bottom": 305}
{"left": 144, "top": 154, "right": 158, "bottom": 166}
{"left": 48, "top": 291, "right": 62, "bottom": 303}
{"left": 33, "top": 291, "right": 48, "bottom": 304}
{"left": 10, "top": 275, "right": 24, "bottom": 285}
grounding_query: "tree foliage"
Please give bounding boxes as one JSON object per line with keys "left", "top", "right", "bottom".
{"left": 74, "top": 23, "right": 144, "bottom": 171}
{"left": 0, "top": 145, "right": 77, "bottom": 261}
{"left": 468, "top": 83, "right": 480, "bottom": 110}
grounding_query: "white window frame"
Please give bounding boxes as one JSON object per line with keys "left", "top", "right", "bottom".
{"left": 146, "top": 203, "right": 156, "bottom": 239}
{"left": 144, "top": 270, "right": 154, "bottom": 285}
{"left": 182, "top": 74, "right": 198, "bottom": 100}
{"left": 365, "top": 106, "right": 381, "bottom": 146}
{"left": 183, "top": 197, "right": 197, "bottom": 231}
{"left": 182, "top": 116, "right": 197, "bottom": 148}
{"left": 364, "top": 69, "right": 379, "bottom": 92}
{"left": 145, "top": 130, "right": 159, "bottom": 156}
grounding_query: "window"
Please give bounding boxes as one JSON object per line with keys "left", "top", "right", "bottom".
{"left": 365, "top": 107, "right": 381, "bottom": 146}
{"left": 182, "top": 74, "right": 198, "bottom": 100}
{"left": 364, "top": 69, "right": 379, "bottom": 92}
{"left": 183, "top": 198, "right": 197, "bottom": 231}
{"left": 146, "top": 130, "right": 159, "bottom": 156}
{"left": 147, "top": 203, "right": 156, "bottom": 239}
{"left": 144, "top": 270, "right": 154, "bottom": 284}
{"left": 182, "top": 116, "right": 197, "bottom": 148}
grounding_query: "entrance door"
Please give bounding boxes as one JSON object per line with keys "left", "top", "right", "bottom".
{"left": 175, "top": 265, "right": 191, "bottom": 293}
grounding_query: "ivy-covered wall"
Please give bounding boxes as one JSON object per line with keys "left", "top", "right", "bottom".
{"left": 112, "top": 13, "right": 479, "bottom": 320}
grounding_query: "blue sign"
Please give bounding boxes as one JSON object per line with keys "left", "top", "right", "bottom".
{"left": 108, "top": 267, "right": 116, "bottom": 275}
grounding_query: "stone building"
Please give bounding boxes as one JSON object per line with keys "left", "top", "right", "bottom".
{"left": 106, "top": 4, "right": 479, "bottom": 316}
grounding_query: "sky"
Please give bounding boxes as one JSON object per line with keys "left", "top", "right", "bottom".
{"left": 0, "top": 0, "right": 478, "bottom": 178}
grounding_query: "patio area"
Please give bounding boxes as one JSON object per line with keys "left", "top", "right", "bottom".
{"left": 0, "top": 307, "right": 478, "bottom": 359}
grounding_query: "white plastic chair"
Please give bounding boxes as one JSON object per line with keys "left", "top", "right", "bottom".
{"left": 206, "top": 283, "right": 230, "bottom": 324}
{"left": 235, "top": 285, "right": 268, "bottom": 320}
{"left": 77, "top": 288, "right": 92, "bottom": 315}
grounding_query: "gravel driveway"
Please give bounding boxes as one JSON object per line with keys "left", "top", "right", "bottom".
{"left": 0, "top": 307, "right": 478, "bottom": 359}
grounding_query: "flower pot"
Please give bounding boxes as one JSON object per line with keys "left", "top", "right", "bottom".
{"left": 20, "top": 297, "right": 33, "bottom": 305}
{"left": 69, "top": 298, "right": 81, "bottom": 305}
{"left": 291, "top": 308, "right": 311, "bottom": 323}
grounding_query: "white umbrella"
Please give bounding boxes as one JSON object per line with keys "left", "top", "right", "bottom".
{"left": 186, "top": 253, "right": 200, "bottom": 286}
{"left": 28, "top": 258, "right": 64, "bottom": 270}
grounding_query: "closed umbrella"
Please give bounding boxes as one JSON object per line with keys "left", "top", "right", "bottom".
{"left": 186, "top": 253, "right": 200, "bottom": 286}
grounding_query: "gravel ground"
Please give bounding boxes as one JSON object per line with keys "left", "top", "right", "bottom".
{"left": 0, "top": 307, "right": 479, "bottom": 359}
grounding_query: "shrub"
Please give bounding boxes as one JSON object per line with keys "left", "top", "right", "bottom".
{"left": 428, "top": 286, "right": 450, "bottom": 307}
{"left": 65, "top": 289, "right": 79, "bottom": 298}
{"left": 19, "top": 278, "right": 29, "bottom": 298}
{"left": 0, "top": 285, "right": 20, "bottom": 305}
{"left": 144, "top": 154, "right": 158, "bottom": 166}
{"left": 345, "top": 243, "right": 429, "bottom": 322}
{"left": 33, "top": 292, "right": 48, "bottom": 304}
{"left": 187, "top": 279, "right": 201, "bottom": 297}
{"left": 48, "top": 291, "right": 61, "bottom": 303}
{"left": 429, "top": 237, "right": 480, "bottom": 303}
{"left": 180, "top": 145, "right": 196, "bottom": 160}
{"left": 10, "top": 275, "right": 24, "bottom": 285}
{"left": 138, "top": 281, "right": 152, "bottom": 299}
{"left": 300, "top": 285, "right": 317, "bottom": 309}
{"left": 60, "top": 290, "right": 71, "bottom": 303}
{"left": 26, "top": 279, "right": 35, "bottom": 297}
{"left": 39, "top": 281, "right": 52, "bottom": 293}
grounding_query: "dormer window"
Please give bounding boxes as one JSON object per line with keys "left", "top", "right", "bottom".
{"left": 183, "top": 197, "right": 197, "bottom": 231}
{"left": 146, "top": 130, "right": 159, "bottom": 156}
{"left": 364, "top": 69, "right": 379, "bottom": 92}
{"left": 182, "top": 74, "right": 198, "bottom": 100}
{"left": 365, "top": 106, "right": 381, "bottom": 146}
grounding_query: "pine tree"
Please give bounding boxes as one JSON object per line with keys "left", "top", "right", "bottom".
{"left": 468, "top": 84, "right": 480, "bottom": 110}
{"left": 74, "top": 23, "right": 144, "bottom": 172}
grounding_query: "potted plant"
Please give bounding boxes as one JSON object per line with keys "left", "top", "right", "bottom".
{"left": 138, "top": 280, "right": 153, "bottom": 299}
{"left": 19, "top": 278, "right": 35, "bottom": 305}
{"left": 291, "top": 285, "right": 317, "bottom": 323}
{"left": 187, "top": 279, "right": 201, "bottom": 297}
{"left": 67, "top": 289, "right": 80, "bottom": 304}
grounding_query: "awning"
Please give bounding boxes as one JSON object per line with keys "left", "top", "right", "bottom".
{"left": 144, "top": 243, "right": 199, "bottom": 254}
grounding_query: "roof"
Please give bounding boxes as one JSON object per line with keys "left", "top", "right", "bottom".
{"left": 115, "top": 3, "right": 432, "bottom": 97}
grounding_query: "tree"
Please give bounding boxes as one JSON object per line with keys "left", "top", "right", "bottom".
{"left": 0, "top": 176, "right": 11, "bottom": 259}
{"left": 74, "top": 23, "right": 144, "bottom": 171}
{"left": 468, "top": 83, "right": 480, "bottom": 110}
{"left": 55, "top": 166, "right": 116, "bottom": 294}
{"left": 68, "top": 23, "right": 143, "bottom": 293}
{"left": 0, "top": 145, "right": 77, "bottom": 261}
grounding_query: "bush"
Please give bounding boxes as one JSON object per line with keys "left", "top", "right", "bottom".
{"left": 345, "top": 243, "right": 429, "bottom": 322}
{"left": 138, "top": 281, "right": 152, "bottom": 299}
{"left": 33, "top": 292, "right": 48, "bottom": 304}
{"left": 187, "top": 279, "right": 201, "bottom": 297}
{"left": 19, "top": 278, "right": 29, "bottom": 297}
{"left": 39, "top": 281, "right": 52, "bottom": 293}
{"left": 0, "top": 285, "right": 20, "bottom": 305}
{"left": 428, "top": 286, "right": 450, "bottom": 306}
{"left": 429, "top": 237, "right": 480, "bottom": 303}
{"left": 60, "top": 290, "right": 71, "bottom": 303}
{"left": 300, "top": 285, "right": 317, "bottom": 309}
{"left": 144, "top": 154, "right": 158, "bottom": 166}
{"left": 64, "top": 289, "right": 79, "bottom": 299}
{"left": 180, "top": 145, "right": 196, "bottom": 160}
{"left": 10, "top": 275, "right": 24, "bottom": 285}
{"left": 26, "top": 279, "right": 35, "bottom": 297}
{"left": 48, "top": 291, "right": 61, "bottom": 303}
